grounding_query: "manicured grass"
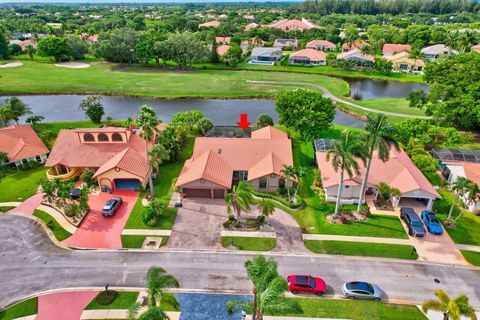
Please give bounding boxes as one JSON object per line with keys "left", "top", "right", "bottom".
{"left": 121, "top": 235, "right": 169, "bottom": 248}
{"left": 33, "top": 209, "right": 72, "bottom": 241}
{"left": 0, "top": 60, "right": 350, "bottom": 98}
{"left": 0, "top": 206, "right": 14, "bottom": 212}
{"left": 274, "top": 298, "right": 427, "bottom": 320}
{"left": 0, "top": 166, "right": 47, "bottom": 202}
{"left": 85, "top": 291, "right": 139, "bottom": 310}
{"left": 221, "top": 236, "right": 276, "bottom": 251}
{"left": 282, "top": 127, "right": 408, "bottom": 239}
{"left": 461, "top": 250, "right": 480, "bottom": 266}
{"left": 435, "top": 189, "right": 480, "bottom": 246}
{"left": 37, "top": 120, "right": 124, "bottom": 135}
{"left": 0, "top": 297, "right": 38, "bottom": 320}
{"left": 336, "top": 102, "right": 408, "bottom": 124}
{"left": 305, "top": 240, "right": 418, "bottom": 260}
{"left": 353, "top": 98, "right": 426, "bottom": 116}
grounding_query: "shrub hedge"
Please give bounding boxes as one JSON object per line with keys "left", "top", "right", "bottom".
{"left": 252, "top": 190, "right": 302, "bottom": 209}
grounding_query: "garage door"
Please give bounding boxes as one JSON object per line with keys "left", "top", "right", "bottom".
{"left": 213, "top": 189, "right": 225, "bottom": 199}
{"left": 183, "top": 188, "right": 211, "bottom": 198}
{"left": 114, "top": 179, "right": 140, "bottom": 191}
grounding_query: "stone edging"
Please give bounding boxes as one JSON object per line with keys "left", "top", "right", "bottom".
{"left": 36, "top": 204, "right": 78, "bottom": 234}
{"left": 457, "top": 244, "right": 480, "bottom": 253}
{"left": 221, "top": 230, "right": 276, "bottom": 239}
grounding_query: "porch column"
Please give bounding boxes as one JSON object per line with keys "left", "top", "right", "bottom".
{"left": 426, "top": 198, "right": 433, "bottom": 210}
{"left": 210, "top": 189, "right": 214, "bottom": 199}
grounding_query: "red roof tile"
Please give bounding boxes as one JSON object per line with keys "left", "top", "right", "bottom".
{"left": 289, "top": 48, "right": 326, "bottom": 61}
{"left": 382, "top": 43, "right": 411, "bottom": 54}
{"left": 0, "top": 125, "right": 49, "bottom": 162}
{"left": 306, "top": 40, "right": 336, "bottom": 50}
{"left": 251, "top": 126, "right": 289, "bottom": 140}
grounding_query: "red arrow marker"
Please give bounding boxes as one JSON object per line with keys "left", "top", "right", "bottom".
{"left": 236, "top": 114, "right": 251, "bottom": 130}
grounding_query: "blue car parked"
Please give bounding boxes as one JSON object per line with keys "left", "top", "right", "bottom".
{"left": 421, "top": 210, "right": 443, "bottom": 235}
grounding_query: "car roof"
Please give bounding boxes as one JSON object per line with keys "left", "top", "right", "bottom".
{"left": 405, "top": 211, "right": 421, "bottom": 221}
{"left": 292, "top": 275, "right": 309, "bottom": 284}
{"left": 347, "top": 281, "right": 373, "bottom": 292}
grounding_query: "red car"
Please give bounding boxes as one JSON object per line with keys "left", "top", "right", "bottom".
{"left": 287, "top": 275, "right": 326, "bottom": 296}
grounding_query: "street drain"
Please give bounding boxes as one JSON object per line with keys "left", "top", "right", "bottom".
{"left": 434, "top": 278, "right": 440, "bottom": 283}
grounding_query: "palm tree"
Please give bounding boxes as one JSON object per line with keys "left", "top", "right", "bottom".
{"left": 360, "top": 44, "right": 373, "bottom": 56}
{"left": 257, "top": 199, "right": 275, "bottom": 219}
{"left": 225, "top": 181, "right": 254, "bottom": 219}
{"left": 422, "top": 290, "right": 477, "bottom": 320}
{"left": 25, "top": 115, "right": 45, "bottom": 126}
{"left": 465, "top": 182, "right": 480, "bottom": 211}
{"left": 327, "top": 129, "right": 368, "bottom": 218}
{"left": 447, "top": 177, "right": 470, "bottom": 222}
{"left": 407, "top": 49, "right": 426, "bottom": 71}
{"left": 0, "top": 106, "right": 14, "bottom": 127}
{"left": 460, "top": 31, "right": 478, "bottom": 53}
{"left": 25, "top": 44, "right": 36, "bottom": 60}
{"left": 445, "top": 31, "right": 461, "bottom": 54}
{"left": 226, "top": 256, "right": 300, "bottom": 320}
{"left": 356, "top": 114, "right": 399, "bottom": 215}
{"left": 149, "top": 144, "right": 170, "bottom": 175}
{"left": 280, "top": 165, "right": 296, "bottom": 201}
{"left": 129, "top": 266, "right": 180, "bottom": 320}
{"left": 137, "top": 105, "right": 161, "bottom": 223}
{"left": 292, "top": 166, "right": 306, "bottom": 200}
{"left": 4, "top": 97, "right": 32, "bottom": 125}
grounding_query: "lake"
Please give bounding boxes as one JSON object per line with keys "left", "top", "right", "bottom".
{"left": 0, "top": 95, "right": 366, "bottom": 129}
{"left": 341, "top": 77, "right": 429, "bottom": 100}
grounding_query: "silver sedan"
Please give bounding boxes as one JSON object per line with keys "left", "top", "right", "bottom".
{"left": 341, "top": 281, "right": 383, "bottom": 301}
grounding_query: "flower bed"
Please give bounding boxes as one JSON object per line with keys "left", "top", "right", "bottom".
{"left": 252, "top": 190, "right": 303, "bottom": 209}
{"left": 41, "top": 201, "right": 89, "bottom": 227}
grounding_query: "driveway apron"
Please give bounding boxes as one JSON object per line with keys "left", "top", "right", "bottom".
{"left": 36, "top": 291, "right": 98, "bottom": 320}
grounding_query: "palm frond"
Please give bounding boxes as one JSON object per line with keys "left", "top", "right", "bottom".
{"left": 422, "top": 300, "right": 444, "bottom": 313}
{"left": 226, "top": 299, "right": 252, "bottom": 314}
{"left": 435, "top": 289, "right": 451, "bottom": 306}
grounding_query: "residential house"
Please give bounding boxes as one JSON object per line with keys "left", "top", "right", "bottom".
{"left": 273, "top": 38, "right": 298, "bottom": 49}
{"left": 217, "top": 44, "right": 230, "bottom": 56}
{"left": 241, "top": 38, "right": 265, "bottom": 54}
{"left": 215, "top": 37, "right": 231, "bottom": 45}
{"left": 341, "top": 40, "right": 368, "bottom": 52}
{"left": 250, "top": 47, "right": 282, "bottom": 63}
{"left": 268, "top": 18, "right": 319, "bottom": 32}
{"left": 9, "top": 39, "right": 37, "bottom": 50}
{"left": 12, "top": 32, "right": 32, "bottom": 39}
{"left": 382, "top": 43, "right": 411, "bottom": 56}
{"left": 385, "top": 51, "right": 425, "bottom": 73}
{"left": 288, "top": 48, "right": 326, "bottom": 66}
{"left": 421, "top": 44, "right": 458, "bottom": 60}
{"left": 471, "top": 44, "right": 480, "bottom": 53}
{"left": 198, "top": 20, "right": 221, "bottom": 28}
{"left": 244, "top": 22, "right": 258, "bottom": 32}
{"left": 306, "top": 40, "right": 336, "bottom": 51}
{"left": 0, "top": 125, "right": 49, "bottom": 168}
{"left": 337, "top": 49, "right": 375, "bottom": 67}
{"left": 315, "top": 139, "right": 440, "bottom": 209}
{"left": 80, "top": 33, "right": 98, "bottom": 43}
{"left": 176, "top": 126, "right": 294, "bottom": 199}
{"left": 45, "top": 127, "right": 150, "bottom": 191}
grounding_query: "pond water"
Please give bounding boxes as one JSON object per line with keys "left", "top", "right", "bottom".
{"left": 0, "top": 95, "right": 365, "bottom": 129}
{"left": 340, "top": 77, "right": 429, "bottom": 100}
{"left": 175, "top": 293, "right": 251, "bottom": 320}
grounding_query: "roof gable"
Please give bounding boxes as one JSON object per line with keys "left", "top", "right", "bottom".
{"left": 0, "top": 125, "right": 49, "bottom": 162}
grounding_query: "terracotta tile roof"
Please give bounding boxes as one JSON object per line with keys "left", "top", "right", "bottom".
{"left": 199, "top": 20, "right": 221, "bottom": 28}
{"left": 217, "top": 44, "right": 231, "bottom": 56}
{"left": 273, "top": 38, "right": 298, "bottom": 48}
{"left": 316, "top": 148, "right": 440, "bottom": 198}
{"left": 0, "top": 125, "right": 49, "bottom": 162}
{"left": 176, "top": 126, "right": 293, "bottom": 188}
{"left": 337, "top": 48, "right": 375, "bottom": 62}
{"left": 306, "top": 40, "right": 336, "bottom": 50}
{"left": 251, "top": 126, "right": 289, "bottom": 140}
{"left": 93, "top": 147, "right": 150, "bottom": 178}
{"left": 342, "top": 40, "right": 368, "bottom": 50}
{"left": 215, "top": 37, "right": 231, "bottom": 44}
{"left": 176, "top": 150, "right": 233, "bottom": 188}
{"left": 472, "top": 45, "right": 480, "bottom": 53}
{"left": 382, "top": 43, "right": 411, "bottom": 54}
{"left": 45, "top": 127, "right": 149, "bottom": 179}
{"left": 385, "top": 51, "right": 425, "bottom": 67}
{"left": 244, "top": 22, "right": 258, "bottom": 32}
{"left": 289, "top": 48, "right": 326, "bottom": 62}
{"left": 269, "top": 18, "right": 319, "bottom": 31}
{"left": 445, "top": 162, "right": 480, "bottom": 185}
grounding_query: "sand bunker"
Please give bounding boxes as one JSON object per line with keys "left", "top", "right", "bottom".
{"left": 54, "top": 62, "right": 90, "bottom": 69}
{"left": 0, "top": 62, "right": 23, "bottom": 68}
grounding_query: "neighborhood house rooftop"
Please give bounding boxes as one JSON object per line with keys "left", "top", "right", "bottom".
{"left": 431, "top": 148, "right": 480, "bottom": 163}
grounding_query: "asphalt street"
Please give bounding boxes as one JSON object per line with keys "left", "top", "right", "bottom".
{"left": 1, "top": 214, "right": 479, "bottom": 310}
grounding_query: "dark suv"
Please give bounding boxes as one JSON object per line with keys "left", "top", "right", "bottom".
{"left": 400, "top": 207, "right": 426, "bottom": 237}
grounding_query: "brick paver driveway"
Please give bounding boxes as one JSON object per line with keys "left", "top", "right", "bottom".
{"left": 63, "top": 190, "right": 139, "bottom": 249}
{"left": 37, "top": 291, "right": 98, "bottom": 320}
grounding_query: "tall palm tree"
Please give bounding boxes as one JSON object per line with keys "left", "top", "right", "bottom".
{"left": 465, "top": 182, "right": 480, "bottom": 210}
{"left": 327, "top": 129, "right": 368, "bottom": 218}
{"left": 137, "top": 105, "right": 161, "bottom": 223}
{"left": 460, "top": 31, "right": 478, "bottom": 53}
{"left": 292, "top": 166, "right": 306, "bottom": 200}
{"left": 225, "top": 181, "right": 254, "bottom": 219}
{"left": 448, "top": 177, "right": 470, "bottom": 222}
{"left": 129, "top": 266, "right": 180, "bottom": 320}
{"left": 257, "top": 199, "right": 275, "bottom": 219}
{"left": 4, "top": 97, "right": 32, "bottom": 125}
{"left": 0, "top": 106, "right": 14, "bottom": 127}
{"left": 445, "top": 31, "right": 461, "bottom": 54}
{"left": 356, "top": 114, "right": 399, "bottom": 215}
{"left": 407, "top": 49, "right": 426, "bottom": 71}
{"left": 226, "top": 256, "right": 300, "bottom": 320}
{"left": 148, "top": 144, "right": 170, "bottom": 175}
{"left": 422, "top": 290, "right": 477, "bottom": 320}
{"left": 280, "top": 165, "right": 296, "bottom": 201}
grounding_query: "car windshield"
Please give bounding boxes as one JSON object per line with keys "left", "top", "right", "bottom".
{"left": 310, "top": 277, "right": 315, "bottom": 288}
{"left": 295, "top": 276, "right": 308, "bottom": 284}
{"left": 412, "top": 220, "right": 423, "bottom": 227}
{"left": 429, "top": 216, "right": 440, "bottom": 225}
{"left": 104, "top": 200, "right": 115, "bottom": 209}
{"left": 347, "top": 282, "right": 374, "bottom": 294}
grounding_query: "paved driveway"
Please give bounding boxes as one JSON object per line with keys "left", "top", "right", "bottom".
{"left": 37, "top": 291, "right": 98, "bottom": 320}
{"left": 63, "top": 190, "right": 138, "bottom": 249}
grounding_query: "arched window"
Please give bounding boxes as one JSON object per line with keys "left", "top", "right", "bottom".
{"left": 112, "top": 133, "right": 123, "bottom": 142}
{"left": 98, "top": 133, "right": 109, "bottom": 142}
{"left": 84, "top": 133, "right": 95, "bottom": 142}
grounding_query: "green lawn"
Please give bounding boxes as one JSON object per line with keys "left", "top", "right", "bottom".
{"left": 0, "top": 166, "right": 47, "bottom": 202}
{"left": 221, "top": 236, "right": 276, "bottom": 251}
{"left": 353, "top": 98, "right": 427, "bottom": 117}
{"left": 85, "top": 291, "right": 139, "bottom": 310}
{"left": 305, "top": 240, "right": 418, "bottom": 260}
{"left": 274, "top": 298, "right": 427, "bottom": 320}
{"left": 0, "top": 60, "right": 349, "bottom": 98}
{"left": 0, "top": 206, "right": 14, "bottom": 212}
{"left": 37, "top": 120, "right": 124, "bottom": 135}
{"left": 0, "top": 298, "right": 38, "bottom": 320}
{"left": 461, "top": 250, "right": 480, "bottom": 266}
{"left": 282, "top": 127, "right": 408, "bottom": 239}
{"left": 121, "top": 235, "right": 169, "bottom": 248}
{"left": 33, "top": 209, "right": 72, "bottom": 241}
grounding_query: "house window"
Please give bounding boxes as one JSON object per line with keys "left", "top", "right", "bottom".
{"left": 98, "top": 133, "right": 109, "bottom": 141}
{"left": 112, "top": 133, "right": 123, "bottom": 142}
{"left": 279, "top": 178, "right": 286, "bottom": 188}
{"left": 35, "top": 155, "right": 42, "bottom": 163}
{"left": 22, "top": 158, "right": 28, "bottom": 164}
{"left": 259, "top": 178, "right": 267, "bottom": 189}
{"left": 399, "top": 64, "right": 409, "bottom": 70}
{"left": 83, "top": 133, "right": 95, "bottom": 142}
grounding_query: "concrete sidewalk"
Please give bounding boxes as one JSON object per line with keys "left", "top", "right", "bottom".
{"left": 303, "top": 234, "right": 411, "bottom": 245}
